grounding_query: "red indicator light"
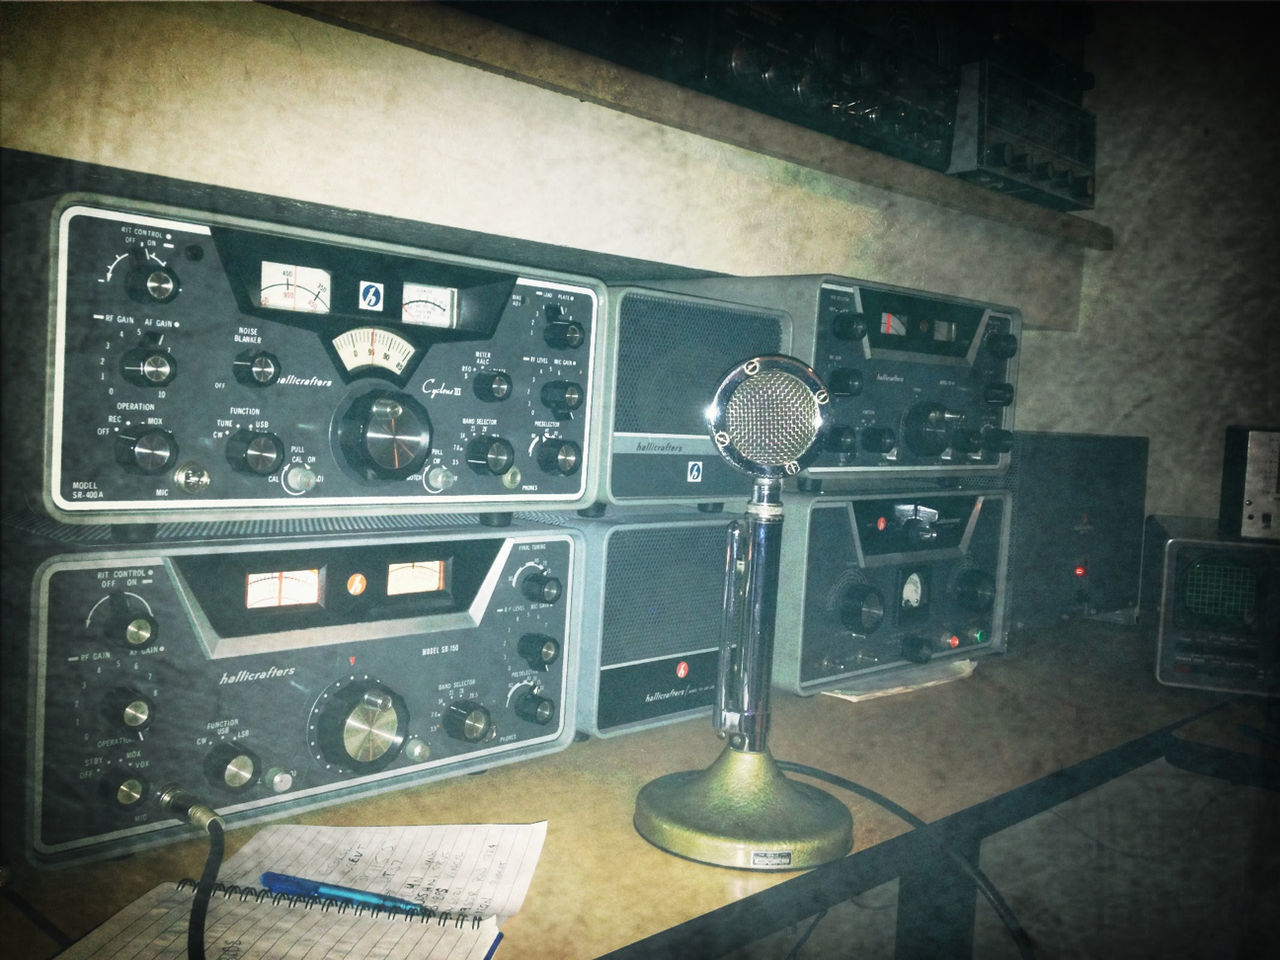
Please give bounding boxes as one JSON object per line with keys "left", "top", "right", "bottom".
{"left": 676, "top": 660, "right": 690, "bottom": 679}
{"left": 947, "top": 634, "right": 960, "bottom": 648}
{"left": 1074, "top": 564, "right": 1088, "bottom": 578}
{"left": 876, "top": 516, "right": 888, "bottom": 532}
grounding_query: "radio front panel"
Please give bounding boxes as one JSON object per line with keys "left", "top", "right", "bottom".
{"left": 45, "top": 197, "right": 603, "bottom": 523}
{"left": 651, "top": 275, "right": 1021, "bottom": 483}
{"left": 20, "top": 526, "right": 580, "bottom": 865}
{"left": 775, "top": 491, "right": 1011, "bottom": 695}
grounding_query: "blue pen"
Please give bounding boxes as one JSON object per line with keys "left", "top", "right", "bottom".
{"left": 260, "top": 871, "right": 427, "bottom": 915}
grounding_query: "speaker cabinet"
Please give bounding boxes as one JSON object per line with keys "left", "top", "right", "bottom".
{"left": 590, "top": 287, "right": 792, "bottom": 507}
{"left": 774, "top": 490, "right": 1010, "bottom": 695}
{"left": 570, "top": 511, "right": 733, "bottom": 737}
{"left": 1141, "top": 515, "right": 1280, "bottom": 695}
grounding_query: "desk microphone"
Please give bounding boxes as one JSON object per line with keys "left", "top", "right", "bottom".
{"left": 633, "top": 356, "right": 853, "bottom": 870}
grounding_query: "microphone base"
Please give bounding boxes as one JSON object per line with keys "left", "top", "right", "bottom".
{"left": 634, "top": 745, "right": 853, "bottom": 870}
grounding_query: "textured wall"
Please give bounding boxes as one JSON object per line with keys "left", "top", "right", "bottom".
{"left": 1016, "top": 3, "right": 1279, "bottom": 515}
{"left": 2, "top": 2, "right": 1275, "bottom": 516}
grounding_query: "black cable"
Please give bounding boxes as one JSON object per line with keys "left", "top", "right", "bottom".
{"left": 777, "top": 759, "right": 1037, "bottom": 960}
{"left": 187, "top": 816, "right": 225, "bottom": 960}
{"left": 156, "top": 786, "right": 224, "bottom": 960}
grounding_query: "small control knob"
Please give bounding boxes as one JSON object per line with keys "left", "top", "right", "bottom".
{"left": 537, "top": 438, "right": 581, "bottom": 476}
{"left": 826, "top": 425, "right": 858, "bottom": 455}
{"left": 902, "top": 518, "right": 939, "bottom": 545}
{"left": 514, "top": 691, "right": 557, "bottom": 726}
{"left": 986, "top": 332, "right": 1019, "bottom": 359}
{"left": 103, "top": 686, "right": 154, "bottom": 732}
{"left": 232, "top": 350, "right": 281, "bottom": 387}
{"left": 466, "top": 435, "right": 515, "bottom": 476}
{"left": 521, "top": 571, "right": 563, "bottom": 605}
{"left": 983, "top": 429, "right": 1015, "bottom": 454}
{"left": 826, "top": 368, "right": 863, "bottom": 397}
{"left": 902, "top": 635, "right": 934, "bottom": 663}
{"left": 281, "top": 462, "right": 318, "bottom": 494}
{"left": 115, "top": 428, "right": 178, "bottom": 474}
{"left": 984, "top": 142, "right": 1015, "bottom": 167}
{"left": 338, "top": 391, "right": 432, "bottom": 480}
{"left": 984, "top": 382, "right": 1015, "bottom": 406}
{"left": 473, "top": 370, "right": 513, "bottom": 402}
{"left": 544, "top": 320, "right": 585, "bottom": 349}
{"left": 100, "top": 768, "right": 148, "bottom": 808}
{"left": 951, "top": 429, "right": 984, "bottom": 455}
{"left": 314, "top": 680, "right": 410, "bottom": 772}
{"left": 120, "top": 345, "right": 177, "bottom": 387}
{"left": 861, "top": 427, "right": 896, "bottom": 454}
{"left": 840, "top": 584, "right": 885, "bottom": 634}
{"left": 226, "top": 429, "right": 284, "bottom": 475}
{"left": 954, "top": 569, "right": 997, "bottom": 611}
{"left": 540, "top": 380, "right": 584, "bottom": 418}
{"left": 443, "top": 700, "right": 493, "bottom": 743}
{"left": 903, "top": 402, "right": 953, "bottom": 457}
{"left": 518, "top": 632, "right": 562, "bottom": 671}
{"left": 99, "top": 591, "right": 159, "bottom": 649}
{"left": 831, "top": 311, "right": 868, "bottom": 341}
{"left": 126, "top": 263, "right": 180, "bottom": 304}
{"left": 204, "top": 742, "right": 260, "bottom": 793}
{"left": 262, "top": 767, "right": 295, "bottom": 794}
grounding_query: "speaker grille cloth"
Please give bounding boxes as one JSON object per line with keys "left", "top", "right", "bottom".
{"left": 615, "top": 294, "right": 782, "bottom": 435}
{"left": 723, "top": 370, "right": 821, "bottom": 466}
{"left": 600, "top": 524, "right": 727, "bottom": 665}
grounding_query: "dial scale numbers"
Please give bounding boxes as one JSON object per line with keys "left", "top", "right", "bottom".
{"left": 48, "top": 199, "right": 602, "bottom": 522}
{"left": 24, "top": 528, "right": 578, "bottom": 865}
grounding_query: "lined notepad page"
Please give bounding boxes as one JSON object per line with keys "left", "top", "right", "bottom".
{"left": 217, "top": 821, "right": 547, "bottom": 923}
{"left": 56, "top": 884, "right": 503, "bottom": 960}
{"left": 55, "top": 822, "right": 546, "bottom": 959}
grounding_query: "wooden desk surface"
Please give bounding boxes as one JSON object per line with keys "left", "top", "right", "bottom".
{"left": 3, "top": 623, "right": 1232, "bottom": 959}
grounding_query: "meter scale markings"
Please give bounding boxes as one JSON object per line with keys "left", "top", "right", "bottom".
{"left": 332, "top": 326, "right": 417, "bottom": 376}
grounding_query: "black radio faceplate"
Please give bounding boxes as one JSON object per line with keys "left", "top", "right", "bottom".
{"left": 12, "top": 524, "right": 579, "bottom": 865}
{"left": 43, "top": 198, "right": 602, "bottom": 522}
{"left": 775, "top": 491, "right": 1011, "bottom": 694}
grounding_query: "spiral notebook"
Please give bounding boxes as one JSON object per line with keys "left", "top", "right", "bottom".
{"left": 55, "top": 821, "right": 547, "bottom": 960}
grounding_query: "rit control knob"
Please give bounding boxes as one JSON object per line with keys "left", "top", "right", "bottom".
{"left": 204, "top": 742, "right": 260, "bottom": 793}
{"left": 120, "top": 344, "right": 177, "bottom": 387}
{"left": 313, "top": 679, "right": 410, "bottom": 772}
{"left": 537, "top": 438, "right": 581, "bottom": 476}
{"left": 443, "top": 700, "right": 493, "bottom": 743}
{"left": 840, "top": 584, "right": 885, "bottom": 634}
{"left": 338, "top": 391, "right": 432, "bottom": 480}
{"left": 518, "top": 632, "right": 562, "bottom": 671}
{"left": 125, "top": 260, "right": 180, "bottom": 304}
{"left": 99, "top": 591, "right": 159, "bottom": 649}
{"left": 521, "top": 570, "right": 563, "bottom": 605}
{"left": 466, "top": 435, "right": 516, "bottom": 476}
{"left": 232, "top": 349, "right": 281, "bottom": 387}
{"left": 226, "top": 429, "right": 284, "bottom": 475}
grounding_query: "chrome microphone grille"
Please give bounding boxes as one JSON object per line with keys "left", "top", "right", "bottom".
{"left": 707, "top": 356, "right": 830, "bottom": 479}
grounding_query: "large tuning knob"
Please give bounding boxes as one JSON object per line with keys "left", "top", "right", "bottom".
{"left": 338, "top": 391, "right": 432, "bottom": 480}
{"left": 312, "top": 679, "right": 410, "bottom": 772}
{"left": 903, "top": 402, "right": 956, "bottom": 457}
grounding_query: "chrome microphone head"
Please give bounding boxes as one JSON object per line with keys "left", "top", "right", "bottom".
{"left": 705, "top": 355, "right": 830, "bottom": 480}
